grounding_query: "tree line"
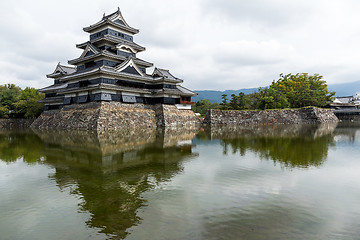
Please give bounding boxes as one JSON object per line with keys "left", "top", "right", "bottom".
{"left": 192, "top": 73, "right": 335, "bottom": 115}
{"left": 0, "top": 84, "right": 44, "bottom": 119}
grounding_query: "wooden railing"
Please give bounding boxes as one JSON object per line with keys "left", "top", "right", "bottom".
{"left": 180, "top": 100, "right": 195, "bottom": 104}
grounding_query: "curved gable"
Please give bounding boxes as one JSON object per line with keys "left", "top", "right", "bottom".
{"left": 115, "top": 58, "right": 145, "bottom": 76}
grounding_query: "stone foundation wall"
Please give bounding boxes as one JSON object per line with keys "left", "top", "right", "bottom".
{"left": 31, "top": 102, "right": 101, "bottom": 130}
{"left": 97, "top": 102, "right": 156, "bottom": 132}
{"left": 154, "top": 104, "right": 201, "bottom": 128}
{"left": 0, "top": 119, "right": 34, "bottom": 129}
{"left": 203, "top": 107, "right": 338, "bottom": 126}
{"left": 31, "top": 102, "right": 201, "bottom": 130}
{"left": 335, "top": 112, "right": 360, "bottom": 122}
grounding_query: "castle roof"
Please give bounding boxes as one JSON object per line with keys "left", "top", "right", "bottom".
{"left": 68, "top": 48, "right": 153, "bottom": 68}
{"left": 177, "top": 85, "right": 198, "bottom": 97}
{"left": 55, "top": 64, "right": 183, "bottom": 85}
{"left": 152, "top": 68, "right": 183, "bottom": 83}
{"left": 76, "top": 35, "right": 146, "bottom": 52}
{"left": 46, "top": 63, "right": 76, "bottom": 78}
{"left": 83, "top": 8, "right": 139, "bottom": 34}
{"left": 57, "top": 82, "right": 187, "bottom": 98}
{"left": 39, "top": 83, "right": 68, "bottom": 93}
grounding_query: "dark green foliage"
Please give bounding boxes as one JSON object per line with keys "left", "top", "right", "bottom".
{"left": 227, "top": 92, "right": 249, "bottom": 110}
{"left": 191, "top": 99, "right": 220, "bottom": 116}
{"left": 14, "top": 87, "right": 45, "bottom": 118}
{"left": 0, "top": 84, "right": 22, "bottom": 117}
{"left": 271, "top": 73, "right": 335, "bottom": 108}
{"left": 0, "top": 84, "right": 44, "bottom": 118}
{"left": 222, "top": 135, "right": 333, "bottom": 168}
{"left": 221, "top": 94, "right": 228, "bottom": 109}
{"left": 216, "top": 73, "right": 335, "bottom": 110}
{"left": 192, "top": 88, "right": 258, "bottom": 103}
{"left": 249, "top": 87, "right": 289, "bottom": 110}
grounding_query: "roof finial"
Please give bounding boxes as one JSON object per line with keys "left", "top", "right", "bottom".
{"left": 103, "top": 13, "right": 105, "bottom": 18}
{"left": 117, "top": 7, "right": 120, "bottom": 12}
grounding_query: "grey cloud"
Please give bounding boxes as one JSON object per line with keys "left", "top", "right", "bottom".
{"left": 201, "top": 0, "right": 317, "bottom": 27}
{"left": 1, "top": 0, "right": 360, "bottom": 91}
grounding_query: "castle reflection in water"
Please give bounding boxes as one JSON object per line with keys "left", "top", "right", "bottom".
{"left": 1, "top": 122, "right": 360, "bottom": 239}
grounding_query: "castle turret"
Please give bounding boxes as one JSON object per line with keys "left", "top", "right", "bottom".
{"left": 39, "top": 8, "right": 197, "bottom": 110}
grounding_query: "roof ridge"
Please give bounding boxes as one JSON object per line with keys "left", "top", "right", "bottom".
{"left": 102, "top": 8, "right": 120, "bottom": 20}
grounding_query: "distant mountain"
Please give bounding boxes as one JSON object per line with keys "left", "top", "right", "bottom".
{"left": 328, "top": 81, "right": 360, "bottom": 97}
{"left": 193, "top": 88, "right": 258, "bottom": 103}
{"left": 193, "top": 80, "right": 360, "bottom": 103}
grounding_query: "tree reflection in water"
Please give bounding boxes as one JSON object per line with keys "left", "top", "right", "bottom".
{"left": 0, "top": 127, "right": 198, "bottom": 239}
{"left": 0, "top": 129, "right": 44, "bottom": 164}
{"left": 204, "top": 123, "right": 338, "bottom": 168}
{"left": 1, "top": 123, "right": 358, "bottom": 239}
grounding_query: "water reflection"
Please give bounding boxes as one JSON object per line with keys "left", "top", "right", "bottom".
{"left": 2, "top": 123, "right": 360, "bottom": 239}
{"left": 0, "top": 129, "right": 44, "bottom": 164}
{"left": 0, "top": 127, "right": 198, "bottom": 239}
{"left": 333, "top": 122, "right": 360, "bottom": 144}
{"left": 202, "top": 123, "right": 338, "bottom": 168}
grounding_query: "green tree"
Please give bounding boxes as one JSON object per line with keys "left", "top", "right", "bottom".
{"left": 229, "top": 94, "right": 238, "bottom": 110}
{"left": 257, "top": 88, "right": 275, "bottom": 110}
{"left": 0, "top": 105, "right": 9, "bottom": 118}
{"left": 271, "top": 73, "right": 335, "bottom": 108}
{"left": 247, "top": 73, "right": 334, "bottom": 110}
{"left": 14, "top": 87, "right": 44, "bottom": 118}
{"left": 0, "top": 84, "right": 22, "bottom": 117}
{"left": 192, "top": 99, "right": 220, "bottom": 116}
{"left": 227, "top": 92, "right": 249, "bottom": 110}
{"left": 237, "top": 92, "right": 248, "bottom": 110}
{"left": 221, "top": 94, "right": 229, "bottom": 110}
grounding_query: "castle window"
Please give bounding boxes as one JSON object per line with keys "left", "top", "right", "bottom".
{"left": 85, "top": 61, "right": 96, "bottom": 68}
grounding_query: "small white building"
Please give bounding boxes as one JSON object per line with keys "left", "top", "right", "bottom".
{"left": 332, "top": 92, "right": 360, "bottom": 109}
{"left": 353, "top": 92, "right": 360, "bottom": 107}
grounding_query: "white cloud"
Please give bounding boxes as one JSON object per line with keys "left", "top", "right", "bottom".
{"left": 1, "top": 0, "right": 360, "bottom": 90}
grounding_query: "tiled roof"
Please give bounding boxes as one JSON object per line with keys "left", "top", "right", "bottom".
{"left": 83, "top": 8, "right": 139, "bottom": 34}
{"left": 177, "top": 85, "right": 197, "bottom": 96}
{"left": 154, "top": 68, "right": 176, "bottom": 80}
{"left": 39, "top": 83, "right": 68, "bottom": 92}
{"left": 334, "top": 96, "right": 353, "bottom": 104}
{"left": 152, "top": 68, "right": 183, "bottom": 83}
{"left": 59, "top": 65, "right": 76, "bottom": 74}
{"left": 76, "top": 35, "right": 146, "bottom": 52}
{"left": 47, "top": 63, "right": 76, "bottom": 78}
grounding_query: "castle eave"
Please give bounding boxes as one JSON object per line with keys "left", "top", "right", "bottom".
{"left": 81, "top": 35, "right": 146, "bottom": 52}
{"left": 177, "top": 85, "right": 198, "bottom": 97}
{"left": 68, "top": 51, "right": 152, "bottom": 68}
{"left": 76, "top": 39, "right": 145, "bottom": 54}
{"left": 152, "top": 77, "right": 183, "bottom": 84}
{"left": 68, "top": 52, "right": 102, "bottom": 65}
{"left": 83, "top": 20, "right": 139, "bottom": 35}
{"left": 46, "top": 72, "right": 62, "bottom": 78}
{"left": 38, "top": 96, "right": 64, "bottom": 103}
{"left": 39, "top": 83, "right": 68, "bottom": 93}
{"left": 58, "top": 66, "right": 160, "bottom": 86}
{"left": 58, "top": 83, "right": 152, "bottom": 95}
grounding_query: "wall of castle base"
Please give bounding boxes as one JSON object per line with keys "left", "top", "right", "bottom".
{"left": 31, "top": 102, "right": 201, "bottom": 131}
{"left": 203, "top": 107, "right": 339, "bottom": 126}
{"left": 0, "top": 119, "right": 35, "bottom": 129}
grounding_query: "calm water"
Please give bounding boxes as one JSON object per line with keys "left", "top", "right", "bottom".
{"left": 1, "top": 123, "right": 360, "bottom": 240}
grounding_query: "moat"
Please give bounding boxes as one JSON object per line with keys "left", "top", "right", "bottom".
{"left": 1, "top": 123, "right": 360, "bottom": 239}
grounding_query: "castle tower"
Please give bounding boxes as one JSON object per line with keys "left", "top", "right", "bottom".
{"left": 39, "top": 8, "right": 197, "bottom": 111}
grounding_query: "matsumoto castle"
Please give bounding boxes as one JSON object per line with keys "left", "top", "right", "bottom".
{"left": 39, "top": 8, "right": 196, "bottom": 111}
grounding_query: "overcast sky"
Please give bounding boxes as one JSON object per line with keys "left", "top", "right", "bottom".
{"left": 1, "top": 0, "right": 360, "bottom": 90}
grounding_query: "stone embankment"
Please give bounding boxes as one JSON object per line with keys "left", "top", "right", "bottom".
{"left": 203, "top": 107, "right": 338, "bottom": 125}
{"left": 31, "top": 102, "right": 201, "bottom": 131}
{"left": 0, "top": 119, "right": 34, "bottom": 129}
